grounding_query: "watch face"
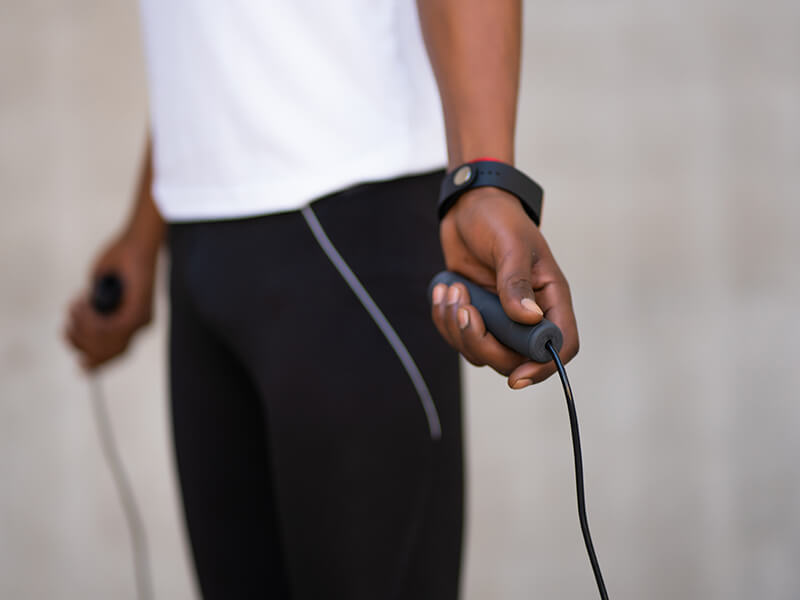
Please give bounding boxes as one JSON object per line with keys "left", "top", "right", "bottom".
{"left": 453, "top": 165, "right": 472, "bottom": 186}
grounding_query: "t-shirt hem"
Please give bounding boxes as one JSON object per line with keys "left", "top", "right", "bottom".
{"left": 155, "top": 147, "right": 446, "bottom": 223}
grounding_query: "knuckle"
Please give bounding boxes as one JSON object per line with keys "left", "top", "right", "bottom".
{"left": 484, "top": 353, "right": 516, "bottom": 377}
{"left": 565, "top": 334, "right": 580, "bottom": 360}
{"left": 502, "top": 275, "right": 533, "bottom": 297}
{"left": 507, "top": 273, "right": 531, "bottom": 287}
{"left": 434, "top": 326, "right": 457, "bottom": 349}
{"left": 454, "top": 282, "right": 470, "bottom": 303}
{"left": 139, "top": 311, "right": 153, "bottom": 327}
{"left": 459, "top": 326, "right": 484, "bottom": 354}
{"left": 493, "top": 363, "right": 513, "bottom": 377}
{"left": 463, "top": 354, "right": 487, "bottom": 368}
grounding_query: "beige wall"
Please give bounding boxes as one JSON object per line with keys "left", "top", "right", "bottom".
{"left": 1, "top": 0, "right": 798, "bottom": 598}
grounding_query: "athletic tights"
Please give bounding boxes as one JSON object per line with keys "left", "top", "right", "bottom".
{"left": 167, "top": 171, "right": 463, "bottom": 599}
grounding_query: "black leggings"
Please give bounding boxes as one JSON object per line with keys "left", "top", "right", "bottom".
{"left": 167, "top": 171, "right": 463, "bottom": 599}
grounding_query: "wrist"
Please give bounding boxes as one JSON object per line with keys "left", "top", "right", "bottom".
{"left": 445, "top": 186, "right": 524, "bottom": 221}
{"left": 447, "top": 145, "right": 514, "bottom": 171}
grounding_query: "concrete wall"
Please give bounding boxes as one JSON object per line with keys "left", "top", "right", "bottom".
{"left": 1, "top": 0, "right": 798, "bottom": 598}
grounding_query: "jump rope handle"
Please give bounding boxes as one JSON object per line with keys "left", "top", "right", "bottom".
{"left": 91, "top": 273, "right": 124, "bottom": 314}
{"left": 429, "top": 271, "right": 563, "bottom": 363}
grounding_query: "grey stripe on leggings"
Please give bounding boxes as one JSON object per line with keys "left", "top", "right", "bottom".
{"left": 301, "top": 205, "right": 442, "bottom": 441}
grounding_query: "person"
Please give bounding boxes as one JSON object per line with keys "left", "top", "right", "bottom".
{"left": 65, "top": 1, "right": 578, "bottom": 598}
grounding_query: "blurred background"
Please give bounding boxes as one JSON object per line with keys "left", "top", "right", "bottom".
{"left": 1, "top": 0, "right": 799, "bottom": 598}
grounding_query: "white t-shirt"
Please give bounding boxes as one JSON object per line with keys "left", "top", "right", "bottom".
{"left": 138, "top": 0, "right": 447, "bottom": 222}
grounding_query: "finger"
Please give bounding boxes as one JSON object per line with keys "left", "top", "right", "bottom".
{"left": 442, "top": 283, "right": 471, "bottom": 356}
{"left": 455, "top": 304, "right": 526, "bottom": 375}
{"left": 69, "top": 297, "right": 115, "bottom": 360}
{"left": 81, "top": 354, "right": 104, "bottom": 372}
{"left": 507, "top": 280, "right": 579, "bottom": 388}
{"left": 67, "top": 318, "right": 106, "bottom": 366}
{"left": 74, "top": 299, "right": 103, "bottom": 339}
{"left": 534, "top": 279, "right": 579, "bottom": 362}
{"left": 69, "top": 299, "right": 85, "bottom": 333}
{"left": 431, "top": 283, "right": 455, "bottom": 346}
{"left": 495, "top": 239, "right": 544, "bottom": 326}
{"left": 508, "top": 360, "right": 557, "bottom": 388}
{"left": 67, "top": 298, "right": 95, "bottom": 349}
{"left": 65, "top": 320, "right": 88, "bottom": 354}
{"left": 64, "top": 316, "right": 105, "bottom": 371}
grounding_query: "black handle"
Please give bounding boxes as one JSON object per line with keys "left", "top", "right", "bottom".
{"left": 429, "top": 271, "right": 563, "bottom": 363}
{"left": 91, "top": 273, "right": 124, "bottom": 315}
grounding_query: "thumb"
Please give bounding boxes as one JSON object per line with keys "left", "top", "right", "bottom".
{"left": 495, "top": 242, "right": 543, "bottom": 325}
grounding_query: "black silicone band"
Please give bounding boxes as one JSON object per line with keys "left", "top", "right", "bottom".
{"left": 437, "top": 160, "right": 543, "bottom": 225}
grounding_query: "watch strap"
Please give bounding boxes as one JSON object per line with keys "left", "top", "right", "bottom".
{"left": 438, "top": 160, "right": 543, "bottom": 225}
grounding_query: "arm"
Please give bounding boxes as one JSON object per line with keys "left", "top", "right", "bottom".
{"left": 121, "top": 141, "right": 164, "bottom": 264}
{"left": 418, "top": 0, "right": 579, "bottom": 387}
{"left": 65, "top": 138, "right": 164, "bottom": 370}
{"left": 417, "top": 0, "right": 520, "bottom": 167}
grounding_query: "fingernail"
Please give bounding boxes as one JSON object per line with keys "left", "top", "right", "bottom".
{"left": 432, "top": 284, "right": 446, "bottom": 305}
{"left": 521, "top": 298, "right": 543, "bottom": 316}
{"left": 457, "top": 307, "right": 470, "bottom": 330}
{"left": 511, "top": 378, "right": 533, "bottom": 390}
{"left": 446, "top": 285, "right": 461, "bottom": 305}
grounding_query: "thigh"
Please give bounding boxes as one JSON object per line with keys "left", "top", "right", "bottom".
{"left": 249, "top": 279, "right": 462, "bottom": 600}
{"left": 311, "top": 173, "right": 465, "bottom": 599}
{"left": 168, "top": 234, "right": 290, "bottom": 599}
{"left": 232, "top": 173, "right": 464, "bottom": 599}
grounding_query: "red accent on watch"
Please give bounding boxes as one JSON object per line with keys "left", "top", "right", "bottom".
{"left": 468, "top": 156, "right": 503, "bottom": 163}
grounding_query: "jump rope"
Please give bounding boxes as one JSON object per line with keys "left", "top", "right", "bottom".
{"left": 89, "top": 275, "right": 153, "bottom": 600}
{"left": 430, "top": 271, "right": 609, "bottom": 599}
{"left": 88, "top": 270, "right": 608, "bottom": 599}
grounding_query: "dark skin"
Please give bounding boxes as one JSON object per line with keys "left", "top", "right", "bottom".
{"left": 65, "top": 142, "right": 163, "bottom": 370}
{"left": 419, "top": 0, "right": 578, "bottom": 387}
{"left": 66, "top": 0, "right": 578, "bottom": 388}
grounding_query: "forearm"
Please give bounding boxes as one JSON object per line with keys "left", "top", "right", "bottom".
{"left": 416, "top": 0, "right": 521, "bottom": 168}
{"left": 121, "top": 138, "right": 164, "bottom": 261}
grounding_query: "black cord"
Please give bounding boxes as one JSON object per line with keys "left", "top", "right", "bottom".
{"left": 89, "top": 377, "right": 154, "bottom": 600}
{"left": 546, "top": 341, "right": 609, "bottom": 600}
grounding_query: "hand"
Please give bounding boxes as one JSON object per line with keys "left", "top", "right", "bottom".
{"left": 64, "top": 232, "right": 157, "bottom": 371}
{"left": 431, "top": 186, "right": 579, "bottom": 388}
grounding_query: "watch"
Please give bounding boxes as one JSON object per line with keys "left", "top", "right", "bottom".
{"left": 438, "top": 159, "right": 544, "bottom": 225}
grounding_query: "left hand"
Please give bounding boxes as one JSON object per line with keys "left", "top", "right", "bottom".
{"left": 430, "top": 186, "right": 579, "bottom": 388}
{"left": 64, "top": 231, "right": 157, "bottom": 371}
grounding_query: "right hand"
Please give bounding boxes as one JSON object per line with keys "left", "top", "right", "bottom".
{"left": 64, "top": 232, "right": 157, "bottom": 371}
{"left": 431, "top": 186, "right": 579, "bottom": 389}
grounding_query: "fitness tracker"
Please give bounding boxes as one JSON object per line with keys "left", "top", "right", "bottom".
{"left": 438, "top": 160, "right": 544, "bottom": 225}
